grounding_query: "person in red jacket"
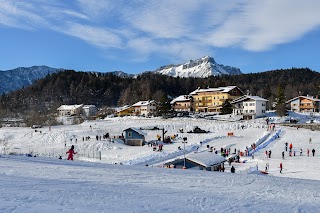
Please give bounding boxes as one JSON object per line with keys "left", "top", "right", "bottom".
{"left": 280, "top": 162, "right": 283, "bottom": 173}
{"left": 66, "top": 145, "right": 77, "bottom": 160}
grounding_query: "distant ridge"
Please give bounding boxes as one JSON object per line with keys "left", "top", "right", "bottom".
{"left": 154, "top": 56, "right": 242, "bottom": 78}
{"left": 0, "top": 66, "right": 63, "bottom": 94}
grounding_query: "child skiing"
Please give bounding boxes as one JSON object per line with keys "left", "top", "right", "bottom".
{"left": 66, "top": 145, "right": 77, "bottom": 160}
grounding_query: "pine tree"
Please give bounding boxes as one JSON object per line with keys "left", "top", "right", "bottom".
{"left": 157, "top": 94, "right": 171, "bottom": 116}
{"left": 220, "top": 100, "right": 233, "bottom": 115}
{"left": 275, "top": 84, "right": 287, "bottom": 116}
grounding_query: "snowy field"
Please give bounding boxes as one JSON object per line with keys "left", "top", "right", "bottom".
{"left": 1, "top": 112, "right": 320, "bottom": 212}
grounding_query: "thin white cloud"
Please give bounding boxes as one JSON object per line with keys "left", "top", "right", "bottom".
{"left": 61, "top": 23, "right": 123, "bottom": 49}
{"left": 0, "top": 1, "right": 48, "bottom": 29}
{"left": 206, "top": 0, "right": 320, "bottom": 51}
{"left": 76, "top": 0, "right": 116, "bottom": 21}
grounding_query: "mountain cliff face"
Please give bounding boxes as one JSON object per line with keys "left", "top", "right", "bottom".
{"left": 0, "top": 66, "right": 63, "bottom": 94}
{"left": 154, "top": 56, "right": 242, "bottom": 78}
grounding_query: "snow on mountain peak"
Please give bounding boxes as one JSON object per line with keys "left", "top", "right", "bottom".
{"left": 154, "top": 56, "right": 241, "bottom": 78}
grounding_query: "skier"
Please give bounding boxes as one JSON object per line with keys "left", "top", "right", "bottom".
{"left": 307, "top": 149, "right": 310, "bottom": 157}
{"left": 285, "top": 142, "right": 288, "bottom": 151}
{"left": 282, "top": 151, "right": 285, "bottom": 159}
{"left": 280, "top": 162, "right": 283, "bottom": 173}
{"left": 231, "top": 166, "right": 235, "bottom": 173}
{"left": 289, "top": 143, "right": 293, "bottom": 152}
{"left": 268, "top": 150, "right": 272, "bottom": 158}
{"left": 312, "top": 148, "right": 315, "bottom": 157}
{"left": 66, "top": 145, "right": 77, "bottom": 160}
{"left": 300, "top": 148, "right": 302, "bottom": 156}
{"left": 309, "top": 138, "right": 312, "bottom": 144}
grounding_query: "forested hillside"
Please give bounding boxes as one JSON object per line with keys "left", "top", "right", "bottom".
{"left": 0, "top": 68, "right": 319, "bottom": 119}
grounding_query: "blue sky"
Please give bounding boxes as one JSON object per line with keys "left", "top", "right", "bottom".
{"left": 1, "top": 0, "right": 320, "bottom": 74}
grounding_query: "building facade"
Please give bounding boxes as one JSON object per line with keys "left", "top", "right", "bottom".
{"left": 170, "top": 95, "right": 192, "bottom": 112}
{"left": 231, "top": 95, "right": 268, "bottom": 119}
{"left": 123, "top": 127, "right": 146, "bottom": 146}
{"left": 57, "top": 104, "right": 83, "bottom": 117}
{"left": 286, "top": 96, "right": 320, "bottom": 112}
{"left": 132, "top": 100, "right": 157, "bottom": 116}
{"left": 83, "top": 105, "right": 98, "bottom": 117}
{"left": 116, "top": 105, "right": 135, "bottom": 116}
{"left": 190, "top": 86, "right": 243, "bottom": 113}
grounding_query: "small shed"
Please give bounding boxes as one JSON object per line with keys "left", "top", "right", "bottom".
{"left": 123, "top": 127, "right": 147, "bottom": 146}
{"left": 164, "top": 152, "right": 226, "bottom": 171}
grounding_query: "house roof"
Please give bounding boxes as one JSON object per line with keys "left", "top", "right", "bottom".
{"left": 186, "top": 152, "right": 226, "bottom": 167}
{"left": 132, "top": 100, "right": 155, "bottom": 107}
{"left": 57, "top": 104, "right": 83, "bottom": 110}
{"left": 123, "top": 127, "right": 147, "bottom": 136}
{"left": 189, "top": 86, "right": 240, "bottom": 95}
{"left": 286, "top": 96, "right": 320, "bottom": 103}
{"left": 83, "top": 105, "right": 97, "bottom": 109}
{"left": 170, "top": 95, "right": 191, "bottom": 104}
{"left": 116, "top": 105, "right": 133, "bottom": 113}
{"left": 231, "top": 95, "right": 268, "bottom": 104}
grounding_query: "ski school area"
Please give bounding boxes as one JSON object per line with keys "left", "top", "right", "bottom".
{"left": 1, "top": 111, "right": 320, "bottom": 181}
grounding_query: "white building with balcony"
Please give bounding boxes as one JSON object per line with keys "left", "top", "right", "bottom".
{"left": 231, "top": 95, "right": 268, "bottom": 119}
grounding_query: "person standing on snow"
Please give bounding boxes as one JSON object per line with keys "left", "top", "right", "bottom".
{"left": 307, "top": 149, "right": 310, "bottom": 157}
{"left": 66, "top": 145, "right": 77, "bottom": 160}
{"left": 282, "top": 151, "right": 285, "bottom": 159}
{"left": 280, "top": 163, "right": 283, "bottom": 173}
{"left": 312, "top": 149, "right": 315, "bottom": 157}
{"left": 309, "top": 138, "right": 312, "bottom": 144}
{"left": 285, "top": 142, "right": 288, "bottom": 152}
{"left": 231, "top": 166, "right": 235, "bottom": 173}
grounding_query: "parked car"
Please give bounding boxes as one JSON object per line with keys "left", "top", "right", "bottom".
{"left": 31, "top": 125, "right": 42, "bottom": 129}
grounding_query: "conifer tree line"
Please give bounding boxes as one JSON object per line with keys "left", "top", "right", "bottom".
{"left": 0, "top": 67, "right": 319, "bottom": 118}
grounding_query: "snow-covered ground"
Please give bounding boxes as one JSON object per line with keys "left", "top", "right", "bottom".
{"left": 1, "top": 111, "right": 320, "bottom": 212}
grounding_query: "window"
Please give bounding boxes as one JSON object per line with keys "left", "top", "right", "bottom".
{"left": 128, "top": 132, "right": 132, "bottom": 137}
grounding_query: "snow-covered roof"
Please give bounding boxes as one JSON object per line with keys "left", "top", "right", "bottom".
{"left": 132, "top": 100, "right": 155, "bottom": 107}
{"left": 83, "top": 105, "right": 97, "bottom": 109}
{"left": 189, "top": 86, "right": 239, "bottom": 95}
{"left": 286, "top": 96, "right": 320, "bottom": 103}
{"left": 187, "top": 152, "right": 226, "bottom": 167}
{"left": 231, "top": 95, "right": 268, "bottom": 104}
{"left": 170, "top": 95, "right": 191, "bottom": 104}
{"left": 123, "top": 127, "right": 147, "bottom": 136}
{"left": 57, "top": 104, "right": 83, "bottom": 110}
{"left": 116, "top": 105, "right": 133, "bottom": 113}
